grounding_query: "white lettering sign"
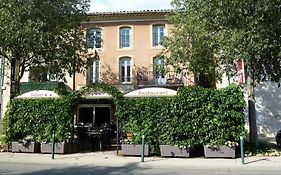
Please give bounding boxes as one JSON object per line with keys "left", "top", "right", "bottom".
{"left": 16, "top": 90, "right": 60, "bottom": 98}
{"left": 124, "top": 87, "right": 177, "bottom": 97}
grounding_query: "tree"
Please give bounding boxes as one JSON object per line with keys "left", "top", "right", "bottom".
{"left": 0, "top": 0, "right": 90, "bottom": 98}
{"left": 164, "top": 0, "right": 281, "bottom": 146}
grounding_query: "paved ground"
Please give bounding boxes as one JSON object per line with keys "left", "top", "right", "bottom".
{"left": 0, "top": 151, "right": 281, "bottom": 171}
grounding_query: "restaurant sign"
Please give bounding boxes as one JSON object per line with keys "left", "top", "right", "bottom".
{"left": 16, "top": 90, "right": 60, "bottom": 98}
{"left": 124, "top": 87, "right": 177, "bottom": 97}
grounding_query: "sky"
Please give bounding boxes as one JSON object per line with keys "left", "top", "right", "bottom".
{"left": 89, "top": 0, "right": 173, "bottom": 12}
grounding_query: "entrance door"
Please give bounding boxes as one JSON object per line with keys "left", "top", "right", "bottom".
{"left": 77, "top": 105, "right": 111, "bottom": 127}
{"left": 78, "top": 107, "right": 94, "bottom": 127}
{"left": 95, "top": 107, "right": 110, "bottom": 126}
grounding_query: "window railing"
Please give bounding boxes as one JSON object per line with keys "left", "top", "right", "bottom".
{"left": 137, "top": 70, "right": 183, "bottom": 86}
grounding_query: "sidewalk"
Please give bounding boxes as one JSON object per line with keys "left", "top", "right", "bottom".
{"left": 1, "top": 151, "right": 281, "bottom": 171}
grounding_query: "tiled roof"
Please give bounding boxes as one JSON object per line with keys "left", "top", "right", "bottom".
{"left": 87, "top": 9, "right": 172, "bottom": 16}
{"left": 86, "top": 9, "right": 172, "bottom": 23}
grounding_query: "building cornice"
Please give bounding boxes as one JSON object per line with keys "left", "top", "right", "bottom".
{"left": 86, "top": 9, "right": 172, "bottom": 24}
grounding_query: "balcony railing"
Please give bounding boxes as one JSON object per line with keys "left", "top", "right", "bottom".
{"left": 137, "top": 70, "right": 183, "bottom": 87}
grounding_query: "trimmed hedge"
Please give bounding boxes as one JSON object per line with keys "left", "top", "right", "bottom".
{"left": 1, "top": 83, "right": 122, "bottom": 144}
{"left": 116, "top": 85, "right": 246, "bottom": 154}
{"left": 2, "top": 97, "right": 74, "bottom": 143}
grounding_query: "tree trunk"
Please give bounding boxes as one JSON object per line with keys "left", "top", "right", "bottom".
{"left": 247, "top": 66, "right": 258, "bottom": 147}
{"left": 10, "top": 58, "right": 20, "bottom": 99}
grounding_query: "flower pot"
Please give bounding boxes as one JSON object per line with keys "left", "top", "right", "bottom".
{"left": 12, "top": 141, "right": 40, "bottom": 153}
{"left": 204, "top": 145, "right": 236, "bottom": 158}
{"left": 160, "top": 145, "right": 191, "bottom": 157}
{"left": 41, "top": 142, "right": 78, "bottom": 154}
{"left": 121, "top": 144, "right": 149, "bottom": 156}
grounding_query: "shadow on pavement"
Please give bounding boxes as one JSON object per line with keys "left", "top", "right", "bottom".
{"left": 245, "top": 158, "right": 268, "bottom": 165}
{"left": 19, "top": 162, "right": 151, "bottom": 175}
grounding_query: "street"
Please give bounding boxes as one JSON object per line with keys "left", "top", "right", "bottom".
{"left": 0, "top": 162, "right": 280, "bottom": 175}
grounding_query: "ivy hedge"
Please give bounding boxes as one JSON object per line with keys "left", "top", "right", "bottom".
{"left": 116, "top": 84, "right": 246, "bottom": 154}
{"left": 2, "top": 82, "right": 245, "bottom": 156}
{"left": 1, "top": 82, "right": 122, "bottom": 144}
{"left": 2, "top": 97, "right": 75, "bottom": 143}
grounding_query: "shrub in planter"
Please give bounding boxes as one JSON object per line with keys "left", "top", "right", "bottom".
{"left": 1, "top": 95, "right": 76, "bottom": 154}
{"left": 121, "top": 144, "right": 149, "bottom": 156}
{"left": 203, "top": 145, "right": 236, "bottom": 158}
{"left": 41, "top": 141, "right": 78, "bottom": 154}
{"left": 160, "top": 145, "right": 190, "bottom": 157}
{"left": 116, "top": 85, "right": 246, "bottom": 157}
{"left": 12, "top": 141, "right": 40, "bottom": 153}
{"left": 11, "top": 135, "right": 40, "bottom": 153}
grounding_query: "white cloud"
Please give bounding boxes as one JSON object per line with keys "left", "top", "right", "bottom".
{"left": 89, "top": 0, "right": 173, "bottom": 12}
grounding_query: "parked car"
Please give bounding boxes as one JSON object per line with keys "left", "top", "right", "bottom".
{"left": 276, "top": 130, "right": 281, "bottom": 148}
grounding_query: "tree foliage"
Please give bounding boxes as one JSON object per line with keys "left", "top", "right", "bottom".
{"left": 0, "top": 0, "right": 89, "bottom": 84}
{"left": 164, "top": 0, "right": 281, "bottom": 86}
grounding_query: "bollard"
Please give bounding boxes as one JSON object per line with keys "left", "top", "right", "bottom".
{"left": 240, "top": 136, "right": 244, "bottom": 164}
{"left": 52, "top": 131, "right": 55, "bottom": 160}
{"left": 141, "top": 135, "right": 145, "bottom": 162}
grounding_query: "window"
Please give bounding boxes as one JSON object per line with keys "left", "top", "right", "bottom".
{"left": 120, "top": 57, "right": 131, "bottom": 83}
{"left": 88, "top": 59, "right": 100, "bottom": 83}
{"left": 153, "top": 57, "right": 165, "bottom": 84}
{"left": 152, "top": 25, "right": 165, "bottom": 47}
{"left": 87, "top": 28, "right": 102, "bottom": 49}
{"left": 119, "top": 27, "right": 131, "bottom": 48}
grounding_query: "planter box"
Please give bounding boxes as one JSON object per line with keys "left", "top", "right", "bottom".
{"left": 121, "top": 144, "right": 149, "bottom": 156}
{"left": 160, "top": 145, "right": 191, "bottom": 157}
{"left": 12, "top": 141, "right": 40, "bottom": 153}
{"left": 204, "top": 145, "right": 236, "bottom": 158}
{"left": 41, "top": 142, "right": 78, "bottom": 154}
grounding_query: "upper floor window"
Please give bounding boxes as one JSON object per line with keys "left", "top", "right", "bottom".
{"left": 88, "top": 59, "right": 100, "bottom": 83}
{"left": 120, "top": 57, "right": 131, "bottom": 83}
{"left": 119, "top": 27, "right": 131, "bottom": 48}
{"left": 152, "top": 25, "right": 165, "bottom": 47}
{"left": 87, "top": 28, "right": 102, "bottom": 49}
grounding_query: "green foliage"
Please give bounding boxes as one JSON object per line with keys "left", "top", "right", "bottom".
{"left": 116, "top": 85, "right": 246, "bottom": 154}
{"left": 164, "top": 0, "right": 281, "bottom": 85}
{"left": 1, "top": 82, "right": 122, "bottom": 144}
{"left": 2, "top": 96, "right": 76, "bottom": 143}
{"left": 0, "top": 0, "right": 89, "bottom": 84}
{"left": 76, "top": 82, "right": 124, "bottom": 104}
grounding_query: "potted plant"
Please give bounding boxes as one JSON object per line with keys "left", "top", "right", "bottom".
{"left": 203, "top": 141, "right": 238, "bottom": 158}
{"left": 160, "top": 145, "right": 192, "bottom": 157}
{"left": 121, "top": 132, "right": 149, "bottom": 156}
{"left": 40, "top": 129, "right": 78, "bottom": 154}
{"left": 11, "top": 135, "right": 40, "bottom": 153}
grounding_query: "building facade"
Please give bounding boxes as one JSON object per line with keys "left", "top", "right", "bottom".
{"left": 76, "top": 10, "right": 194, "bottom": 92}
{"left": 1, "top": 10, "right": 280, "bottom": 139}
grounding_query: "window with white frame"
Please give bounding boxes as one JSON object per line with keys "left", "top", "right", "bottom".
{"left": 88, "top": 59, "right": 100, "bottom": 83}
{"left": 119, "top": 27, "right": 131, "bottom": 48}
{"left": 152, "top": 24, "right": 165, "bottom": 47}
{"left": 87, "top": 28, "right": 102, "bottom": 49}
{"left": 153, "top": 57, "right": 166, "bottom": 84}
{"left": 120, "top": 57, "right": 131, "bottom": 83}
